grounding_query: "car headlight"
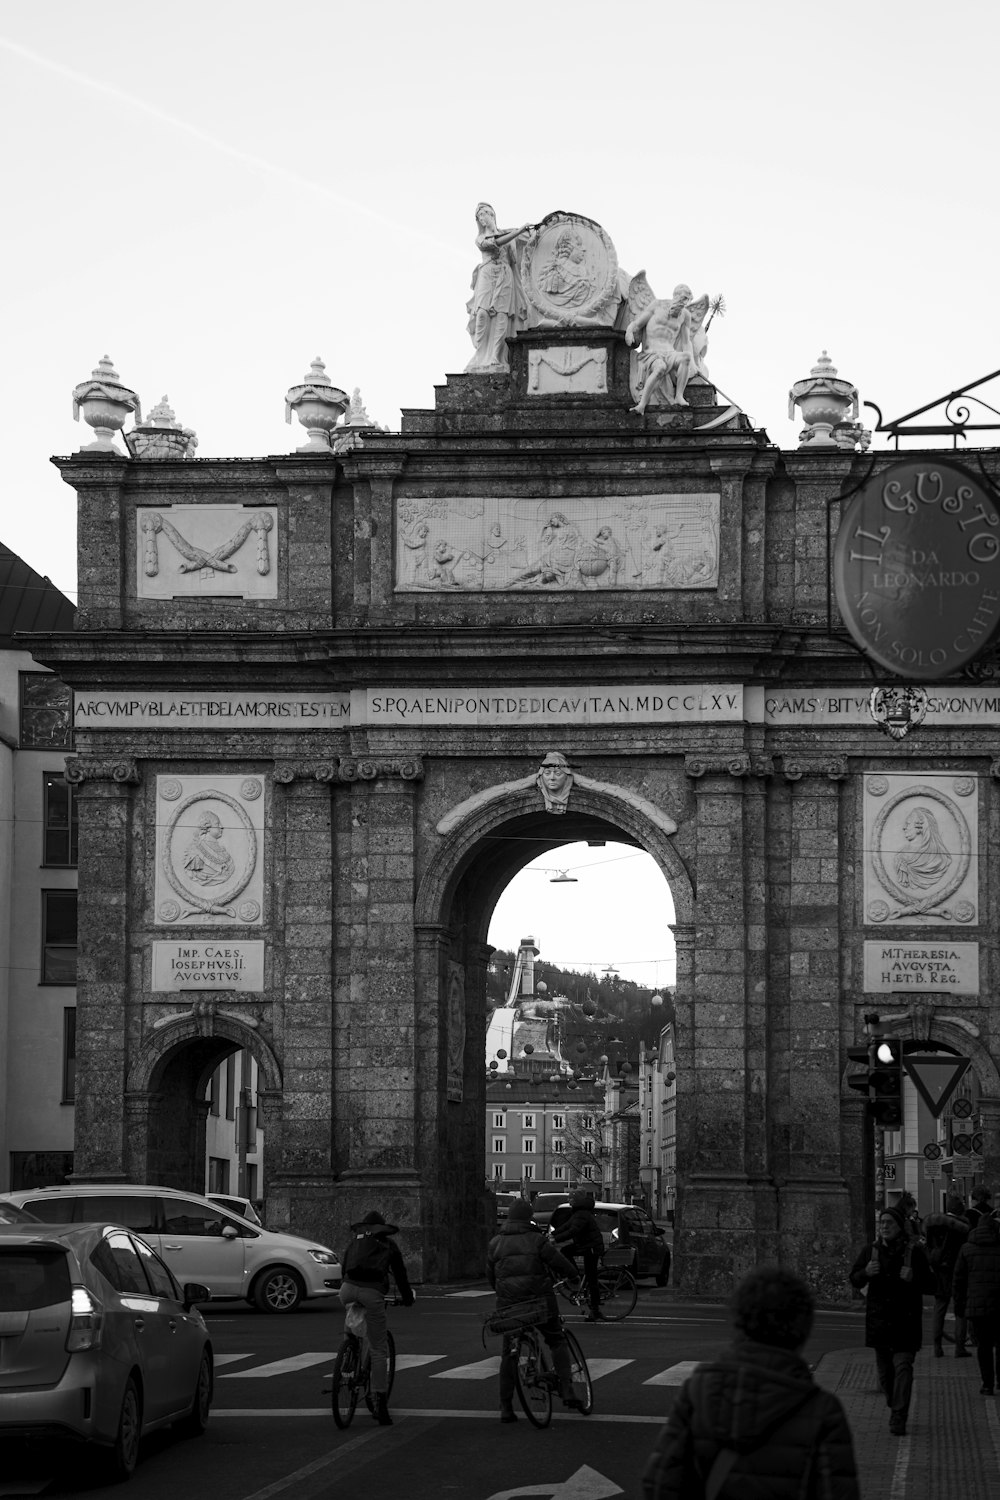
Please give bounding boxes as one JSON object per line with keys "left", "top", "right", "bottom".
{"left": 307, "top": 1249, "right": 340, "bottom": 1266}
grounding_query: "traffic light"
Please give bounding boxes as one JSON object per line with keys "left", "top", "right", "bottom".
{"left": 846, "top": 1046, "right": 872, "bottom": 1097}
{"left": 869, "top": 1038, "right": 903, "bottom": 1128}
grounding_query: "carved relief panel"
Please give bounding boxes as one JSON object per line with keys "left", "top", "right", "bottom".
{"left": 154, "top": 775, "right": 265, "bottom": 925}
{"left": 395, "top": 493, "right": 719, "bottom": 593}
{"left": 137, "top": 506, "right": 278, "bottom": 599}
{"left": 863, "top": 773, "right": 978, "bottom": 926}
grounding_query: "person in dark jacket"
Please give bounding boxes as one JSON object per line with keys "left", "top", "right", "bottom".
{"left": 848, "top": 1204, "right": 935, "bottom": 1435}
{"left": 641, "top": 1266, "right": 859, "bottom": 1499}
{"left": 966, "top": 1185, "right": 994, "bottom": 1229}
{"left": 553, "top": 1188, "right": 606, "bottom": 1321}
{"left": 952, "top": 1212, "right": 1000, "bottom": 1394}
{"left": 486, "top": 1199, "right": 579, "bottom": 1423}
{"left": 339, "top": 1210, "right": 414, "bottom": 1426}
{"left": 924, "top": 1203, "right": 970, "bottom": 1357}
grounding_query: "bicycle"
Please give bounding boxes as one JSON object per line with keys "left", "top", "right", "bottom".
{"left": 554, "top": 1246, "right": 638, "bottom": 1322}
{"left": 327, "top": 1299, "right": 398, "bottom": 1428}
{"left": 482, "top": 1297, "right": 593, "bottom": 1428}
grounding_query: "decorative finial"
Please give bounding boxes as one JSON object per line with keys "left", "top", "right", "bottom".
{"left": 125, "top": 393, "right": 198, "bottom": 460}
{"left": 788, "top": 350, "right": 869, "bottom": 451}
{"left": 72, "top": 354, "right": 141, "bottom": 453}
{"left": 284, "top": 355, "right": 349, "bottom": 453}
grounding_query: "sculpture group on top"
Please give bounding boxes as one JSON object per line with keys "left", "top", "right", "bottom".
{"left": 464, "top": 205, "right": 724, "bottom": 414}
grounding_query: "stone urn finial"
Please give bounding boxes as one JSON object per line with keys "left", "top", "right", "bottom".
{"left": 284, "top": 356, "right": 349, "bottom": 453}
{"left": 72, "top": 354, "right": 141, "bottom": 453}
{"left": 125, "top": 394, "right": 198, "bottom": 460}
{"left": 788, "top": 351, "right": 862, "bottom": 448}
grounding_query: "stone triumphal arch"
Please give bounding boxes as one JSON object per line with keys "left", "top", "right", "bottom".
{"left": 38, "top": 210, "right": 1000, "bottom": 1297}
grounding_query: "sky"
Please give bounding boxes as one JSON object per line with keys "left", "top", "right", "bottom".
{"left": 2, "top": 1, "right": 997, "bottom": 989}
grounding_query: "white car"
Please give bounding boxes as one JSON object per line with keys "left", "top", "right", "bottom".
{"left": 207, "top": 1193, "right": 262, "bottom": 1227}
{"left": 0, "top": 1184, "right": 341, "bottom": 1313}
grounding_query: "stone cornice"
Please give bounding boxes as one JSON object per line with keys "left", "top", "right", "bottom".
{"left": 273, "top": 756, "right": 424, "bottom": 784}
{"left": 781, "top": 754, "right": 849, "bottom": 782}
{"left": 684, "top": 752, "right": 772, "bottom": 780}
{"left": 64, "top": 755, "right": 140, "bottom": 785}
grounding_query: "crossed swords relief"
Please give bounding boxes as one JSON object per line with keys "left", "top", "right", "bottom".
{"left": 141, "top": 511, "right": 273, "bottom": 578}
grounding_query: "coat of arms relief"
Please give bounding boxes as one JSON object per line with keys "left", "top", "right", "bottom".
{"left": 863, "top": 773, "right": 978, "bottom": 925}
{"left": 155, "top": 775, "right": 265, "bottom": 925}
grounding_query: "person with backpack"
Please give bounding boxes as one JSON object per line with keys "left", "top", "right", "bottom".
{"left": 848, "top": 1204, "right": 935, "bottom": 1435}
{"left": 952, "top": 1208, "right": 1000, "bottom": 1394}
{"left": 552, "top": 1188, "right": 606, "bottom": 1321}
{"left": 641, "top": 1267, "right": 859, "bottom": 1498}
{"left": 339, "top": 1210, "right": 414, "bottom": 1426}
{"left": 923, "top": 1198, "right": 970, "bottom": 1357}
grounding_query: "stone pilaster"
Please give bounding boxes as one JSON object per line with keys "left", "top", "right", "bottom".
{"left": 340, "top": 455, "right": 405, "bottom": 624}
{"left": 780, "top": 452, "right": 856, "bottom": 622}
{"left": 708, "top": 454, "right": 751, "bottom": 614}
{"left": 267, "top": 459, "right": 335, "bottom": 624}
{"left": 53, "top": 457, "right": 126, "bottom": 630}
{"left": 64, "top": 756, "right": 140, "bottom": 1181}
{"left": 979, "top": 1096, "right": 1000, "bottom": 1196}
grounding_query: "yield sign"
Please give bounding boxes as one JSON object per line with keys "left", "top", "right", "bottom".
{"left": 903, "top": 1055, "right": 970, "bottom": 1118}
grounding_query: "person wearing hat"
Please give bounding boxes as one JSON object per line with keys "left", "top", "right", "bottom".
{"left": 849, "top": 1205, "right": 935, "bottom": 1435}
{"left": 340, "top": 1211, "right": 414, "bottom": 1426}
{"left": 487, "top": 1199, "right": 581, "bottom": 1423}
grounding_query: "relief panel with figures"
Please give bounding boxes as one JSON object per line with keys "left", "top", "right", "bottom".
{"left": 862, "top": 772, "right": 979, "bottom": 926}
{"left": 394, "top": 493, "right": 719, "bottom": 593}
{"left": 154, "top": 774, "right": 265, "bottom": 926}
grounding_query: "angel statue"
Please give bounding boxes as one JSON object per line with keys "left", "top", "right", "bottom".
{"left": 465, "top": 202, "right": 534, "bottom": 374}
{"left": 625, "top": 274, "right": 711, "bottom": 415}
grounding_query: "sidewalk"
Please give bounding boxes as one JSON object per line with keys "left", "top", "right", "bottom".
{"left": 815, "top": 1347, "right": 1000, "bottom": 1499}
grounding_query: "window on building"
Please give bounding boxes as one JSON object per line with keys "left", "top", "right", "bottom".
{"left": 225, "top": 1054, "right": 236, "bottom": 1120}
{"left": 553, "top": 1165, "right": 565, "bottom": 1180}
{"left": 493, "top": 1113, "right": 506, "bottom": 1129}
{"left": 43, "top": 774, "right": 78, "bottom": 866}
{"left": 647, "top": 1109, "right": 653, "bottom": 1128}
{"left": 493, "top": 1138, "right": 505, "bottom": 1154}
{"left": 552, "top": 1114, "right": 564, "bottom": 1129}
{"left": 582, "top": 1165, "right": 594, "bottom": 1181}
{"left": 523, "top": 1164, "right": 534, "bottom": 1180}
{"left": 583, "top": 1139, "right": 594, "bottom": 1155}
{"left": 19, "top": 674, "right": 73, "bottom": 750}
{"left": 41, "top": 891, "right": 77, "bottom": 984}
{"left": 522, "top": 1114, "right": 534, "bottom": 1129}
{"left": 245, "top": 1163, "right": 258, "bottom": 1201}
{"left": 10, "top": 1151, "right": 74, "bottom": 1191}
{"left": 493, "top": 1162, "right": 505, "bottom": 1179}
{"left": 552, "top": 1138, "right": 564, "bottom": 1153}
{"left": 522, "top": 1137, "right": 535, "bottom": 1154}
{"left": 581, "top": 1115, "right": 594, "bottom": 1130}
{"left": 646, "top": 1143, "right": 652, "bottom": 1164}
{"left": 208, "top": 1158, "right": 230, "bottom": 1193}
{"left": 62, "top": 1009, "right": 76, "bottom": 1103}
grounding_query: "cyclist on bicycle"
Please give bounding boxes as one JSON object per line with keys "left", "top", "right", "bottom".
{"left": 552, "top": 1189, "right": 606, "bottom": 1322}
{"left": 340, "top": 1210, "right": 414, "bottom": 1426}
{"left": 487, "top": 1199, "right": 581, "bottom": 1423}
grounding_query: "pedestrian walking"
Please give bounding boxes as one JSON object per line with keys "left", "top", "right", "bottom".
{"left": 848, "top": 1204, "right": 935, "bottom": 1435}
{"left": 952, "top": 1209, "right": 1000, "bottom": 1394}
{"left": 552, "top": 1188, "right": 606, "bottom": 1321}
{"left": 339, "top": 1210, "right": 414, "bottom": 1426}
{"left": 641, "top": 1266, "right": 859, "bottom": 1499}
{"left": 924, "top": 1200, "right": 971, "bottom": 1358}
{"left": 965, "top": 1185, "right": 994, "bottom": 1229}
{"left": 486, "top": 1199, "right": 581, "bottom": 1424}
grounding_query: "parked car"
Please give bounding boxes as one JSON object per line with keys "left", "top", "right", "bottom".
{"left": 538, "top": 1197, "right": 671, "bottom": 1284}
{"left": 206, "top": 1193, "right": 262, "bottom": 1227}
{"left": 0, "top": 1200, "right": 39, "bottom": 1225}
{"left": 492, "top": 1192, "right": 522, "bottom": 1223}
{"left": 0, "top": 1220, "right": 212, "bottom": 1480}
{"left": 0, "top": 1184, "right": 341, "bottom": 1313}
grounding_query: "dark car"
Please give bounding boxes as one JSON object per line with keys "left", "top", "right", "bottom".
{"left": 540, "top": 1198, "right": 671, "bottom": 1284}
{"left": 0, "top": 1221, "right": 212, "bottom": 1480}
{"left": 0, "top": 1201, "right": 40, "bottom": 1225}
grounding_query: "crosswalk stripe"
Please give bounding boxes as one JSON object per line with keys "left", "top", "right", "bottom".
{"left": 586, "top": 1358, "right": 633, "bottom": 1380}
{"left": 215, "top": 1352, "right": 254, "bottom": 1367}
{"left": 222, "top": 1353, "right": 332, "bottom": 1379}
{"left": 644, "top": 1360, "right": 702, "bottom": 1386}
{"left": 447, "top": 1289, "right": 494, "bottom": 1298}
{"left": 431, "top": 1355, "right": 502, "bottom": 1380}
{"left": 395, "top": 1354, "right": 446, "bottom": 1370}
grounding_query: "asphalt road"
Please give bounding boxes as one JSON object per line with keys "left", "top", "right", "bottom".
{"left": 0, "top": 1285, "right": 867, "bottom": 1499}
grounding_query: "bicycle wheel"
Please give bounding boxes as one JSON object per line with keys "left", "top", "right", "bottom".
{"left": 598, "top": 1268, "right": 637, "bottom": 1320}
{"left": 363, "top": 1329, "right": 396, "bottom": 1414}
{"left": 514, "top": 1330, "right": 553, "bottom": 1428}
{"left": 331, "top": 1341, "right": 359, "bottom": 1428}
{"left": 563, "top": 1329, "right": 593, "bottom": 1415}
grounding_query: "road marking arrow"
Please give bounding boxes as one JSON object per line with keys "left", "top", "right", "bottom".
{"left": 485, "top": 1464, "right": 624, "bottom": 1499}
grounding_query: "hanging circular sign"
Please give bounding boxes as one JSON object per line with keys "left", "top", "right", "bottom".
{"left": 952, "top": 1132, "right": 973, "bottom": 1154}
{"left": 952, "top": 1096, "right": 974, "bottom": 1118}
{"left": 972, "top": 1131, "right": 984, "bottom": 1153}
{"left": 923, "top": 1142, "right": 943, "bottom": 1160}
{"left": 833, "top": 458, "right": 1000, "bottom": 679}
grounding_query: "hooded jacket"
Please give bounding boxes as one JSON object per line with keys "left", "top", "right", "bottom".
{"left": 486, "top": 1219, "right": 577, "bottom": 1307}
{"left": 953, "top": 1216, "right": 1000, "bottom": 1320}
{"left": 641, "top": 1338, "right": 859, "bottom": 1499}
{"left": 848, "top": 1234, "right": 934, "bottom": 1350}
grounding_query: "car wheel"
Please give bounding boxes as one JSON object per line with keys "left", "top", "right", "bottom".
{"left": 253, "top": 1266, "right": 304, "bottom": 1313}
{"left": 104, "top": 1375, "right": 142, "bottom": 1482}
{"left": 175, "top": 1349, "right": 213, "bottom": 1437}
{"left": 655, "top": 1250, "right": 671, "bottom": 1288}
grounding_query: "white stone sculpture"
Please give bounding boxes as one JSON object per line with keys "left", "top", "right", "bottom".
{"left": 465, "top": 203, "right": 534, "bottom": 373}
{"left": 521, "top": 213, "right": 621, "bottom": 330}
{"left": 126, "top": 395, "right": 198, "bottom": 460}
{"left": 788, "top": 351, "right": 864, "bottom": 448}
{"left": 72, "top": 355, "right": 141, "bottom": 452}
{"left": 138, "top": 506, "right": 275, "bottom": 593}
{"left": 284, "top": 357, "right": 349, "bottom": 452}
{"left": 536, "top": 751, "right": 574, "bottom": 813}
{"left": 625, "top": 277, "right": 712, "bottom": 413}
{"left": 155, "top": 774, "right": 265, "bottom": 925}
{"left": 863, "top": 773, "right": 978, "bottom": 925}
